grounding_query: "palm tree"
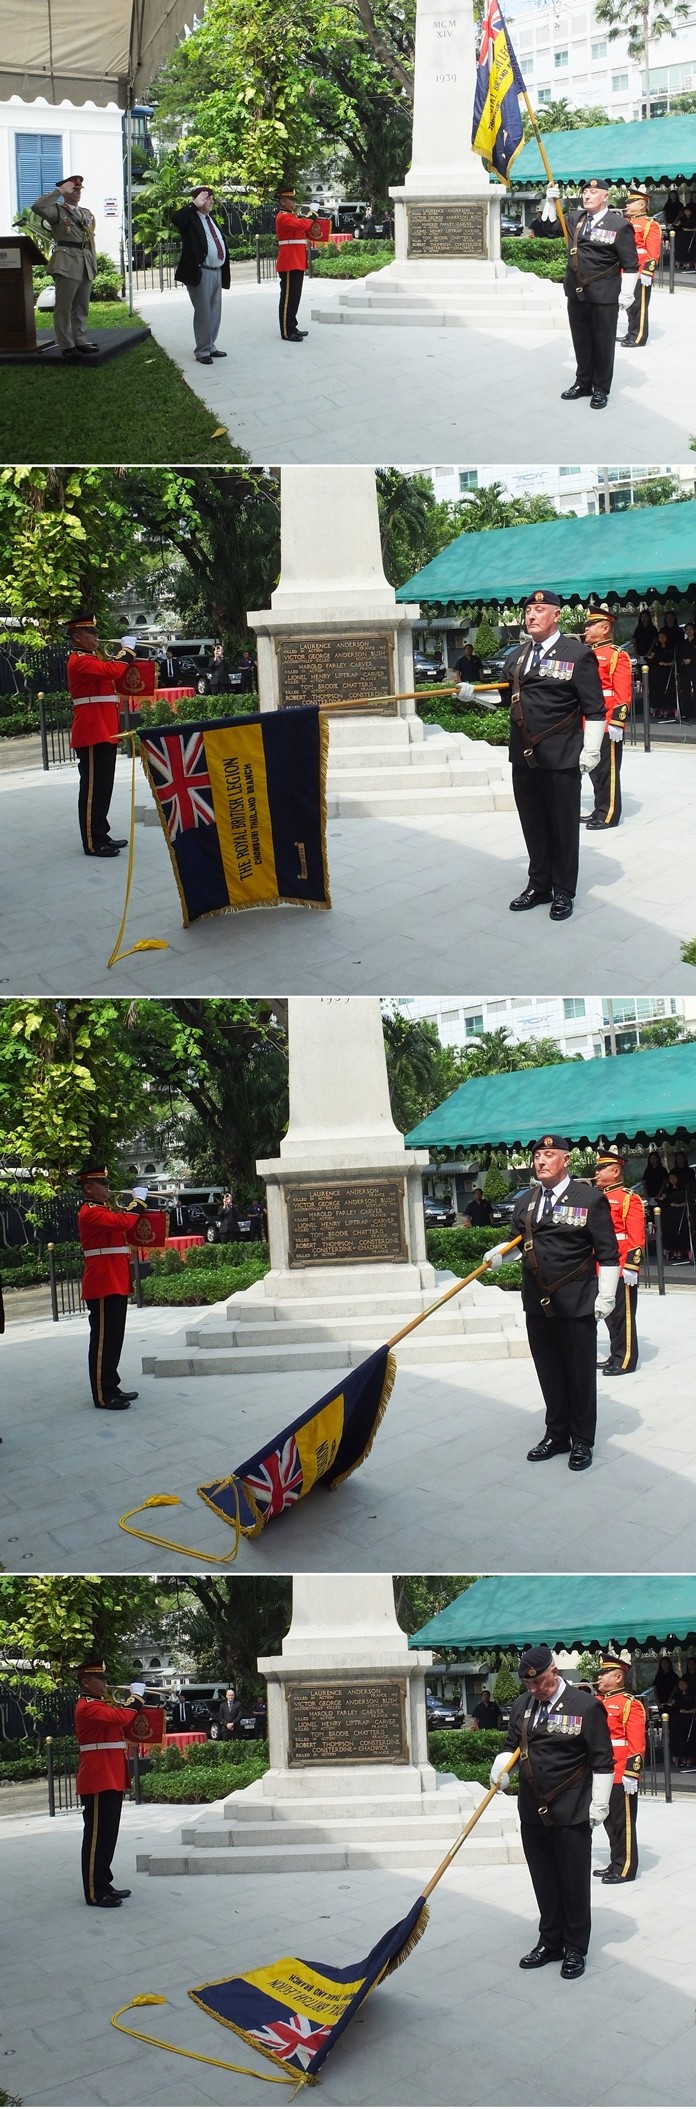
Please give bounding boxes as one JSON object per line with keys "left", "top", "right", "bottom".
{"left": 595, "top": 0, "right": 689, "bottom": 118}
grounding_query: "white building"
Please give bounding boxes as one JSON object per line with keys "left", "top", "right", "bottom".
{"left": 506, "top": 0, "right": 696, "bottom": 123}
{"left": 0, "top": 97, "right": 124, "bottom": 264}
{"left": 420, "top": 464, "right": 696, "bottom": 518}
{"left": 397, "top": 994, "right": 693, "bottom": 1060}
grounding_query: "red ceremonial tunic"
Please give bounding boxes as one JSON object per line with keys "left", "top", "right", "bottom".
{"left": 275, "top": 211, "right": 318, "bottom": 273}
{"left": 78, "top": 1202, "right": 154, "bottom": 1299}
{"left": 603, "top": 1184, "right": 645, "bottom": 1275}
{"left": 599, "top": 1689, "right": 646, "bottom": 1784}
{"left": 67, "top": 650, "right": 126, "bottom": 750}
{"left": 75, "top": 1695, "right": 143, "bottom": 1794}
{"left": 591, "top": 642, "right": 633, "bottom": 732}
{"left": 632, "top": 214, "right": 662, "bottom": 277}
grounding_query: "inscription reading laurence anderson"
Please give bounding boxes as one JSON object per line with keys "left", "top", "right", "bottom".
{"left": 286, "top": 1179, "right": 407, "bottom": 1267}
{"left": 277, "top": 634, "right": 395, "bottom": 712}
{"left": 407, "top": 203, "right": 488, "bottom": 259}
{"left": 287, "top": 1680, "right": 408, "bottom": 1765}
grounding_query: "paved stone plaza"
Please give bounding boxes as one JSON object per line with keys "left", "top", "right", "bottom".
{"left": 0, "top": 1796, "right": 693, "bottom": 2107}
{"left": 134, "top": 279, "right": 695, "bottom": 464}
{"left": 1, "top": 746, "right": 693, "bottom": 995}
{"left": 2, "top": 1290, "right": 694, "bottom": 1574}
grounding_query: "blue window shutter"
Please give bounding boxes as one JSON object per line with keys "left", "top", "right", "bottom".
{"left": 15, "top": 132, "right": 63, "bottom": 211}
{"left": 41, "top": 135, "right": 64, "bottom": 191}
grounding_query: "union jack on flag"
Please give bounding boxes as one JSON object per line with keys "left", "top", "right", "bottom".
{"left": 248, "top": 2016, "right": 334, "bottom": 2069}
{"left": 243, "top": 1437, "right": 304, "bottom": 1518}
{"left": 140, "top": 728, "right": 215, "bottom": 839}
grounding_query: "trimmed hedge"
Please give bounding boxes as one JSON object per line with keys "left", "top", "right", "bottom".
{"left": 502, "top": 235, "right": 566, "bottom": 282}
{"left": 142, "top": 1263, "right": 263, "bottom": 1305}
{"left": 142, "top": 1752, "right": 268, "bottom": 1802}
{"left": 311, "top": 240, "right": 394, "bottom": 280}
{"left": 429, "top": 1727, "right": 518, "bottom": 1791}
{"left": 427, "top": 1225, "right": 522, "bottom": 1292}
{"left": 139, "top": 692, "right": 259, "bottom": 728}
{"left": 0, "top": 1757, "right": 45, "bottom": 1781}
{"left": 149, "top": 1739, "right": 268, "bottom": 1771}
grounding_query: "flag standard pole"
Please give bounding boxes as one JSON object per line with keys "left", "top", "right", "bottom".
{"left": 386, "top": 1236, "right": 522, "bottom": 1350}
{"left": 317, "top": 684, "right": 503, "bottom": 712}
{"left": 421, "top": 1750, "right": 522, "bottom": 1900}
{"left": 519, "top": 96, "right": 569, "bottom": 239}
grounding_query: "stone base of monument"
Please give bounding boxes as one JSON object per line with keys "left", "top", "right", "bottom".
{"left": 142, "top": 1272, "right": 527, "bottom": 1378}
{"left": 326, "top": 715, "right": 514, "bottom": 819}
{"left": 311, "top": 264, "right": 566, "bottom": 332}
{"left": 136, "top": 1774, "right": 523, "bottom": 1876}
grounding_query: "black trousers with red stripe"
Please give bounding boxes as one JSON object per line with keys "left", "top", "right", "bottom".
{"left": 589, "top": 730, "right": 623, "bottom": 826}
{"left": 603, "top": 1780, "right": 639, "bottom": 1879}
{"left": 278, "top": 269, "right": 305, "bottom": 338}
{"left": 81, "top": 1789, "right": 124, "bottom": 1901}
{"left": 77, "top": 741, "right": 117, "bottom": 853}
{"left": 623, "top": 279, "right": 652, "bottom": 346}
{"left": 606, "top": 1279, "right": 639, "bottom": 1371}
{"left": 85, "top": 1294, "right": 129, "bottom": 1406}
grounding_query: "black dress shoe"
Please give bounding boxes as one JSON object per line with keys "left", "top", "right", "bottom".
{"left": 89, "top": 1893, "right": 122, "bottom": 1907}
{"left": 550, "top": 890, "right": 573, "bottom": 920}
{"left": 107, "top": 838, "right": 129, "bottom": 849}
{"left": 519, "top": 1942, "right": 563, "bottom": 1970}
{"left": 95, "top": 1396, "right": 131, "bottom": 1411}
{"left": 601, "top": 1870, "right": 628, "bottom": 1884}
{"left": 601, "top": 1362, "right": 621, "bottom": 1376}
{"left": 593, "top": 1866, "right": 612, "bottom": 1878}
{"left": 74, "top": 343, "right": 99, "bottom": 356}
{"left": 509, "top": 886, "right": 552, "bottom": 912}
{"left": 527, "top": 1436, "right": 571, "bottom": 1462}
{"left": 196, "top": 354, "right": 214, "bottom": 364}
{"left": 561, "top": 1949, "right": 586, "bottom": 1978}
{"left": 569, "top": 1439, "right": 593, "bottom": 1471}
{"left": 113, "top": 1389, "right": 139, "bottom": 1401}
{"left": 561, "top": 383, "right": 592, "bottom": 399}
{"left": 590, "top": 390, "right": 609, "bottom": 409}
{"left": 620, "top": 339, "right": 638, "bottom": 348}
{"left": 585, "top": 815, "right": 607, "bottom": 830}
{"left": 211, "top": 349, "right": 228, "bottom": 357}
{"left": 291, "top": 330, "right": 308, "bottom": 338}
{"left": 87, "top": 843, "right": 120, "bottom": 858}
{"left": 107, "top": 1887, "right": 132, "bottom": 1898}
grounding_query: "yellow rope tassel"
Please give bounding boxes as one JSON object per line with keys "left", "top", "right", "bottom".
{"left": 118, "top": 1487, "right": 244, "bottom": 1564}
{"left": 107, "top": 732, "right": 170, "bottom": 968}
{"left": 110, "top": 1996, "right": 304, "bottom": 2087}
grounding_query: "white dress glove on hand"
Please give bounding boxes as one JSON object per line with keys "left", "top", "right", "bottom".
{"left": 457, "top": 681, "right": 476, "bottom": 701}
{"left": 589, "top": 1774, "right": 613, "bottom": 1826}
{"left": 595, "top": 1264, "right": 620, "bottom": 1320}
{"left": 489, "top": 1751, "right": 513, "bottom": 1789}
{"left": 623, "top": 1266, "right": 639, "bottom": 1287}
{"left": 639, "top": 271, "right": 652, "bottom": 286}
{"left": 608, "top": 724, "right": 623, "bottom": 743}
{"left": 483, "top": 1244, "right": 506, "bottom": 1269}
{"left": 620, "top": 273, "right": 638, "bottom": 305}
{"left": 623, "top": 1775, "right": 638, "bottom": 1795}
{"left": 129, "top": 1681, "right": 146, "bottom": 1698}
{"left": 579, "top": 721, "right": 604, "bottom": 773}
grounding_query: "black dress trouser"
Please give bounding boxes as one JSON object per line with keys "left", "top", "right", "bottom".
{"left": 521, "top": 1819, "right": 592, "bottom": 1953}
{"left": 623, "top": 280, "right": 652, "bottom": 346}
{"left": 606, "top": 1279, "right": 639, "bottom": 1371}
{"left": 567, "top": 297, "right": 619, "bottom": 395}
{"left": 603, "top": 1782, "right": 639, "bottom": 1879}
{"left": 526, "top": 1310, "right": 598, "bottom": 1444}
{"left": 512, "top": 763, "right": 581, "bottom": 896}
{"left": 589, "top": 730, "right": 622, "bottom": 826}
{"left": 81, "top": 1789, "right": 124, "bottom": 1902}
{"left": 278, "top": 270, "right": 305, "bottom": 338}
{"left": 85, "top": 1294, "right": 129, "bottom": 1406}
{"left": 77, "top": 742, "right": 117, "bottom": 853}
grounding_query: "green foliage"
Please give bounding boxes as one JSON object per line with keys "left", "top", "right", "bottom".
{"left": 0, "top": 1001, "right": 147, "bottom": 1179}
{"left": 0, "top": 1576, "right": 161, "bottom": 1682}
{"left": 0, "top": 1756, "right": 46, "bottom": 1780}
{"left": 577, "top": 1650, "right": 602, "bottom": 1680}
{"left": 429, "top": 1727, "right": 516, "bottom": 1789}
{"left": 141, "top": 1756, "right": 266, "bottom": 1801}
{"left": 522, "top": 97, "right": 614, "bottom": 134}
{"left": 149, "top": 1736, "right": 268, "bottom": 1769}
{"left": 681, "top": 938, "right": 696, "bottom": 965}
{"left": 139, "top": 692, "right": 260, "bottom": 728}
{"left": 493, "top": 1658, "right": 523, "bottom": 1704}
{"left": 503, "top": 238, "right": 566, "bottom": 282}
{"left": 142, "top": 1262, "right": 265, "bottom": 1304}
{"left": 425, "top": 1227, "right": 521, "bottom": 1291}
{"left": 381, "top": 1010, "right": 466, "bottom": 1134}
{"left": 474, "top": 615, "right": 500, "bottom": 658}
{"left": 164, "top": 1575, "right": 292, "bottom": 1689}
{"left": 311, "top": 244, "right": 394, "bottom": 278}
{"left": 91, "top": 272, "right": 123, "bottom": 303}
{"left": 482, "top": 1163, "right": 509, "bottom": 1202}
{"left": 417, "top": 700, "right": 510, "bottom": 744}
{"left": 631, "top": 477, "right": 693, "bottom": 508}
{"left": 393, "top": 1576, "right": 478, "bottom": 1632}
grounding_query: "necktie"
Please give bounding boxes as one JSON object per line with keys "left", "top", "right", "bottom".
{"left": 206, "top": 215, "right": 224, "bottom": 259}
{"left": 536, "top": 1702, "right": 548, "bottom": 1727}
{"left": 529, "top": 644, "right": 541, "bottom": 673}
{"left": 541, "top": 1189, "right": 555, "bottom": 1222}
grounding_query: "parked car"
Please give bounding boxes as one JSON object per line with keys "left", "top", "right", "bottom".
{"left": 500, "top": 212, "right": 523, "bottom": 236}
{"left": 414, "top": 651, "right": 447, "bottom": 682}
{"left": 424, "top": 1195, "right": 456, "bottom": 1228}
{"left": 206, "top": 1212, "right": 252, "bottom": 1244}
{"left": 426, "top": 1692, "right": 465, "bottom": 1730}
{"left": 492, "top": 1186, "right": 530, "bottom": 1226}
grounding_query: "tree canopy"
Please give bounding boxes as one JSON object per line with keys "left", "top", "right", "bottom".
{"left": 0, "top": 1576, "right": 162, "bottom": 1684}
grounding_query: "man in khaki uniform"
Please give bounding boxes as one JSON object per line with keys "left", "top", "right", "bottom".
{"left": 32, "top": 174, "right": 98, "bottom": 358}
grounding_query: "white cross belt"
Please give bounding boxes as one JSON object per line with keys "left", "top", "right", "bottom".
{"left": 83, "top": 1245, "right": 132, "bottom": 1258}
{"left": 79, "top": 1739, "right": 128, "bottom": 1752}
{"left": 72, "top": 693, "right": 119, "bottom": 706}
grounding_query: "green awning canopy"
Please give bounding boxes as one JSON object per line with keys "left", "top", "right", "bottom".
{"left": 509, "top": 115, "right": 696, "bottom": 189}
{"left": 409, "top": 1575, "right": 696, "bottom": 1652}
{"left": 405, "top": 1041, "right": 696, "bottom": 1154}
{"left": 395, "top": 498, "right": 696, "bottom": 609}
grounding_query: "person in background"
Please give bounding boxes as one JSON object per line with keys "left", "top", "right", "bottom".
{"left": 678, "top": 621, "right": 696, "bottom": 720}
{"left": 472, "top": 1689, "right": 503, "bottom": 1730}
{"left": 641, "top": 1148, "right": 668, "bottom": 1202}
{"left": 654, "top": 1654, "right": 678, "bottom": 1709}
{"left": 208, "top": 643, "right": 232, "bottom": 694}
{"left": 464, "top": 1187, "right": 494, "bottom": 1227}
{"left": 455, "top": 640, "right": 483, "bottom": 683}
{"left": 221, "top": 1686, "right": 243, "bottom": 1739}
{"left": 619, "top": 187, "right": 662, "bottom": 348}
{"left": 238, "top": 650, "right": 257, "bottom": 694}
{"left": 217, "top": 1191, "right": 241, "bottom": 1242}
{"left": 594, "top": 1652, "right": 645, "bottom": 1882}
{"left": 31, "top": 173, "right": 98, "bottom": 359}
{"left": 632, "top": 608, "right": 658, "bottom": 663}
{"left": 248, "top": 1199, "right": 267, "bottom": 1240}
{"left": 171, "top": 186, "right": 230, "bottom": 364}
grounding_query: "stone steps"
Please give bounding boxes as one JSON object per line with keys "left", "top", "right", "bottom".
{"left": 185, "top": 1305, "right": 516, "bottom": 1345}
{"left": 223, "top": 1790, "right": 513, "bottom": 1822}
{"left": 138, "top": 1836, "right": 523, "bottom": 1874}
{"left": 312, "top": 285, "right": 565, "bottom": 331}
{"left": 329, "top": 784, "right": 511, "bottom": 816}
{"left": 143, "top": 1328, "right": 526, "bottom": 1377}
{"left": 180, "top": 1813, "right": 506, "bottom": 1847}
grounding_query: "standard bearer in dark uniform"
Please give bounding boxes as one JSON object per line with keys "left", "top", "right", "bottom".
{"left": 485, "top": 1134, "right": 619, "bottom": 1470}
{"left": 561, "top": 176, "right": 638, "bottom": 407}
{"left": 594, "top": 1650, "right": 646, "bottom": 1883}
{"left": 490, "top": 1643, "right": 614, "bottom": 1977}
{"left": 499, "top": 589, "right": 606, "bottom": 921}
{"left": 75, "top": 1659, "right": 162, "bottom": 1906}
{"left": 594, "top": 1144, "right": 645, "bottom": 1374}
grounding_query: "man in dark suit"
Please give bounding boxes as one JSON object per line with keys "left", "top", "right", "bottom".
{"left": 171, "top": 187, "right": 231, "bottom": 364}
{"left": 485, "top": 1134, "right": 619, "bottom": 1471}
{"left": 491, "top": 1643, "right": 614, "bottom": 1977}
{"left": 498, "top": 589, "right": 605, "bottom": 921}
{"left": 221, "top": 1686, "right": 243, "bottom": 1739}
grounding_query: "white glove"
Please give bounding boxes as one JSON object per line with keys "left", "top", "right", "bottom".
{"left": 490, "top": 1751, "right": 513, "bottom": 1789}
{"left": 623, "top": 1775, "right": 638, "bottom": 1795}
{"left": 589, "top": 1774, "right": 613, "bottom": 1826}
{"left": 456, "top": 681, "right": 476, "bottom": 701}
{"left": 620, "top": 273, "right": 638, "bottom": 306}
{"left": 129, "top": 1681, "right": 146, "bottom": 1698}
{"left": 483, "top": 1244, "right": 506, "bottom": 1269}
{"left": 579, "top": 722, "right": 604, "bottom": 773}
{"left": 639, "top": 271, "right": 652, "bottom": 285}
{"left": 541, "top": 185, "right": 560, "bottom": 224}
{"left": 608, "top": 724, "right": 623, "bottom": 743}
{"left": 595, "top": 1264, "right": 620, "bottom": 1320}
{"left": 132, "top": 1184, "right": 149, "bottom": 1202}
{"left": 623, "top": 1266, "right": 639, "bottom": 1287}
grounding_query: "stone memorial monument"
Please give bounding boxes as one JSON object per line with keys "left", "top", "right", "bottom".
{"left": 137, "top": 1576, "right": 523, "bottom": 1876}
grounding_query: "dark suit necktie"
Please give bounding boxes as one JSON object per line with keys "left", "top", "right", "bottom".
{"left": 535, "top": 1701, "right": 549, "bottom": 1726}
{"left": 540, "top": 1189, "right": 555, "bottom": 1221}
{"left": 206, "top": 216, "right": 224, "bottom": 259}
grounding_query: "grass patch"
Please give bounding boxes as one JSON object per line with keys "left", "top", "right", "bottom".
{"left": 1, "top": 305, "right": 246, "bottom": 464}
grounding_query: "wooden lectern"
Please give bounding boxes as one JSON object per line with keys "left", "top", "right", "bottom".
{"left": 0, "top": 234, "right": 50, "bottom": 353}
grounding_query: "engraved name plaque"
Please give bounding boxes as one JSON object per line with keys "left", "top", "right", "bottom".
{"left": 286, "top": 1178, "right": 407, "bottom": 1267}
{"left": 276, "top": 633, "right": 395, "bottom": 712}
{"left": 287, "top": 1679, "right": 408, "bottom": 1765}
{"left": 406, "top": 202, "right": 488, "bottom": 260}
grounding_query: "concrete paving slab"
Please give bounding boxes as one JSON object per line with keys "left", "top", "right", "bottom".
{"left": 0, "top": 1291, "right": 693, "bottom": 1573}
{"left": 1, "top": 747, "right": 694, "bottom": 994}
{"left": 0, "top": 1799, "right": 693, "bottom": 2107}
{"left": 133, "top": 280, "right": 696, "bottom": 465}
